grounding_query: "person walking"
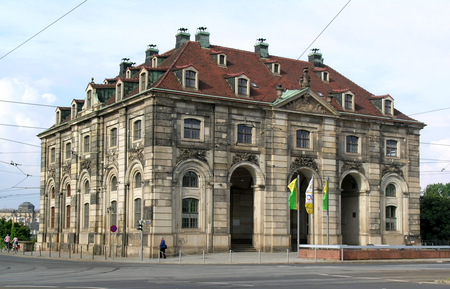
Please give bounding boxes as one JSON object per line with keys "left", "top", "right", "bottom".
{"left": 159, "top": 237, "right": 166, "bottom": 259}
{"left": 3, "top": 234, "right": 10, "bottom": 252}
{"left": 12, "top": 236, "right": 18, "bottom": 253}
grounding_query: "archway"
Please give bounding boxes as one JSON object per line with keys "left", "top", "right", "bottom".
{"left": 230, "top": 167, "right": 254, "bottom": 247}
{"left": 341, "top": 174, "right": 360, "bottom": 245}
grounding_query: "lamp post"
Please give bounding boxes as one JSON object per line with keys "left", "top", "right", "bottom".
{"left": 106, "top": 206, "right": 114, "bottom": 258}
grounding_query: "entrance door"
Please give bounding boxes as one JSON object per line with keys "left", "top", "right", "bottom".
{"left": 230, "top": 167, "right": 254, "bottom": 246}
{"left": 341, "top": 174, "right": 360, "bottom": 245}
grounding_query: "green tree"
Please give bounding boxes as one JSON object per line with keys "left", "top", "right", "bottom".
{"left": 420, "top": 183, "right": 450, "bottom": 243}
{"left": 0, "top": 218, "right": 31, "bottom": 241}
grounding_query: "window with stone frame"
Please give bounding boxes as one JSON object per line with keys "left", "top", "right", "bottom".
{"left": 67, "top": 184, "right": 71, "bottom": 197}
{"left": 51, "top": 206, "right": 55, "bottom": 229}
{"left": 84, "top": 181, "right": 89, "bottom": 194}
{"left": 110, "top": 128, "right": 118, "bottom": 147}
{"left": 182, "top": 198, "right": 199, "bottom": 228}
{"left": 111, "top": 176, "right": 117, "bottom": 191}
{"left": 386, "top": 183, "right": 396, "bottom": 197}
{"left": 140, "top": 73, "right": 146, "bottom": 91}
{"left": 117, "top": 83, "right": 122, "bottom": 100}
{"left": 65, "top": 142, "right": 71, "bottom": 159}
{"left": 296, "top": 130, "right": 310, "bottom": 148}
{"left": 50, "top": 147, "right": 56, "bottom": 163}
{"left": 182, "top": 171, "right": 198, "bottom": 187}
{"left": 134, "top": 198, "right": 142, "bottom": 227}
{"left": 86, "top": 90, "right": 92, "bottom": 108}
{"left": 52, "top": 187, "right": 55, "bottom": 199}
{"left": 386, "top": 140, "right": 397, "bottom": 157}
{"left": 219, "top": 54, "right": 226, "bottom": 66}
{"left": 344, "top": 93, "right": 353, "bottom": 110}
{"left": 66, "top": 205, "right": 71, "bottom": 228}
{"left": 184, "top": 118, "right": 201, "bottom": 139}
{"left": 346, "top": 135, "right": 358, "bottom": 153}
{"left": 386, "top": 206, "right": 397, "bottom": 231}
{"left": 384, "top": 99, "right": 392, "bottom": 115}
{"left": 84, "top": 135, "right": 90, "bottom": 153}
{"left": 134, "top": 120, "right": 142, "bottom": 140}
{"left": 237, "top": 124, "right": 252, "bottom": 144}
{"left": 84, "top": 203, "right": 89, "bottom": 229}
{"left": 238, "top": 78, "right": 248, "bottom": 95}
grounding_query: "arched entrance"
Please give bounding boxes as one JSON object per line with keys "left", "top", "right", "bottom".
{"left": 230, "top": 167, "right": 254, "bottom": 248}
{"left": 341, "top": 174, "right": 360, "bottom": 245}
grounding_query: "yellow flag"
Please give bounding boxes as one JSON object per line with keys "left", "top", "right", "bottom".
{"left": 288, "top": 178, "right": 297, "bottom": 210}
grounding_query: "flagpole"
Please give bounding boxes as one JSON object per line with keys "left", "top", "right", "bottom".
{"left": 327, "top": 177, "right": 329, "bottom": 245}
{"left": 312, "top": 177, "right": 315, "bottom": 245}
{"left": 297, "top": 174, "right": 300, "bottom": 253}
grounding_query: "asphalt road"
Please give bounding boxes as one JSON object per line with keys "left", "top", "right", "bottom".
{"left": 1, "top": 254, "right": 450, "bottom": 288}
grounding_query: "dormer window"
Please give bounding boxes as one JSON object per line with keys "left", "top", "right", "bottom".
{"left": 86, "top": 90, "right": 92, "bottom": 108}
{"left": 56, "top": 111, "right": 60, "bottom": 125}
{"left": 383, "top": 99, "right": 393, "bottom": 115}
{"left": 322, "top": 71, "right": 329, "bottom": 83}
{"left": 216, "top": 53, "right": 227, "bottom": 67}
{"left": 116, "top": 82, "right": 123, "bottom": 101}
{"left": 175, "top": 67, "right": 199, "bottom": 90}
{"left": 185, "top": 70, "right": 196, "bottom": 88}
{"left": 126, "top": 70, "right": 131, "bottom": 78}
{"left": 140, "top": 72, "right": 147, "bottom": 92}
{"left": 151, "top": 56, "right": 158, "bottom": 68}
{"left": 342, "top": 92, "right": 355, "bottom": 111}
{"left": 71, "top": 104, "right": 76, "bottom": 119}
{"left": 238, "top": 78, "right": 248, "bottom": 95}
{"left": 274, "top": 63, "right": 280, "bottom": 74}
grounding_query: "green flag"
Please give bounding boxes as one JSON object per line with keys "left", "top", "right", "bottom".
{"left": 322, "top": 179, "right": 328, "bottom": 211}
{"left": 288, "top": 178, "right": 297, "bottom": 210}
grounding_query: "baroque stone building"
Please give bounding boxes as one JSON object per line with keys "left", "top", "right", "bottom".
{"left": 37, "top": 28, "right": 425, "bottom": 257}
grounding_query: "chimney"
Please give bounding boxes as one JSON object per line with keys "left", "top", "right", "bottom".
{"left": 195, "top": 27, "right": 210, "bottom": 48}
{"left": 308, "top": 48, "right": 324, "bottom": 67}
{"left": 145, "top": 44, "right": 159, "bottom": 65}
{"left": 254, "top": 38, "right": 269, "bottom": 58}
{"left": 119, "top": 58, "right": 134, "bottom": 76}
{"left": 175, "top": 28, "right": 191, "bottom": 49}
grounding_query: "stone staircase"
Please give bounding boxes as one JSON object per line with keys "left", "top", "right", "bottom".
{"left": 231, "top": 239, "right": 256, "bottom": 252}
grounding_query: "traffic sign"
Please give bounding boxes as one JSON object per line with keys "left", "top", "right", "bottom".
{"left": 110, "top": 225, "right": 117, "bottom": 233}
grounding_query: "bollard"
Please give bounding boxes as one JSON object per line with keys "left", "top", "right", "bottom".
{"left": 105, "top": 246, "right": 107, "bottom": 260}
{"left": 259, "top": 249, "right": 261, "bottom": 264}
{"left": 179, "top": 250, "right": 182, "bottom": 263}
{"left": 69, "top": 244, "right": 71, "bottom": 258}
{"left": 23, "top": 245, "right": 25, "bottom": 255}
{"left": 287, "top": 249, "right": 289, "bottom": 263}
{"left": 203, "top": 250, "right": 205, "bottom": 263}
{"left": 59, "top": 244, "right": 61, "bottom": 258}
{"left": 39, "top": 245, "right": 41, "bottom": 257}
{"left": 49, "top": 243, "right": 52, "bottom": 257}
{"left": 158, "top": 250, "right": 160, "bottom": 263}
{"left": 314, "top": 248, "right": 317, "bottom": 262}
{"left": 92, "top": 246, "right": 94, "bottom": 260}
{"left": 229, "top": 250, "right": 232, "bottom": 264}
{"left": 31, "top": 246, "right": 33, "bottom": 256}
{"left": 80, "top": 246, "right": 83, "bottom": 259}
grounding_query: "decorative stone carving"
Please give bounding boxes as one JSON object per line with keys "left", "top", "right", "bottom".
{"left": 341, "top": 161, "right": 365, "bottom": 175}
{"left": 290, "top": 157, "right": 319, "bottom": 172}
{"left": 382, "top": 164, "right": 404, "bottom": 177}
{"left": 300, "top": 66, "right": 310, "bottom": 88}
{"left": 284, "top": 95, "right": 325, "bottom": 114}
{"left": 232, "top": 153, "right": 259, "bottom": 167}
{"left": 48, "top": 165, "right": 56, "bottom": 180}
{"left": 62, "top": 163, "right": 71, "bottom": 175}
{"left": 107, "top": 153, "right": 118, "bottom": 168}
{"left": 176, "top": 148, "right": 207, "bottom": 165}
{"left": 128, "top": 148, "right": 144, "bottom": 165}
{"left": 81, "top": 159, "right": 91, "bottom": 174}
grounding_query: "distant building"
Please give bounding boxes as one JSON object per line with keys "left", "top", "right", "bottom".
{"left": 37, "top": 28, "right": 425, "bottom": 257}
{"left": 0, "top": 202, "right": 39, "bottom": 236}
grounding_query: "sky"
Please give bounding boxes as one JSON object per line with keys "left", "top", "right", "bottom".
{"left": 1, "top": 0, "right": 449, "bottom": 210}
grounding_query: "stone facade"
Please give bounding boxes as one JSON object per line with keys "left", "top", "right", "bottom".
{"left": 37, "top": 28, "right": 425, "bottom": 257}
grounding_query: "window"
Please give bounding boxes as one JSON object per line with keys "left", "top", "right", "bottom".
{"left": 51, "top": 207, "right": 55, "bottom": 229}
{"left": 110, "top": 128, "right": 118, "bottom": 147}
{"left": 296, "top": 130, "right": 310, "bottom": 148}
{"left": 219, "top": 54, "right": 226, "bottom": 65}
{"left": 65, "top": 142, "right": 71, "bottom": 159}
{"left": 84, "top": 181, "right": 89, "bottom": 195}
{"left": 66, "top": 205, "right": 71, "bottom": 228}
{"left": 134, "top": 198, "right": 142, "bottom": 227}
{"left": 111, "top": 176, "right": 117, "bottom": 191}
{"left": 182, "top": 198, "right": 198, "bottom": 228}
{"left": 117, "top": 83, "right": 122, "bottom": 100}
{"left": 274, "top": 63, "right": 280, "bottom": 74}
{"left": 134, "top": 120, "right": 142, "bottom": 140}
{"left": 52, "top": 187, "right": 55, "bottom": 199}
{"left": 185, "top": 70, "right": 196, "bottom": 88}
{"left": 183, "top": 171, "right": 198, "bottom": 187}
{"left": 238, "top": 78, "right": 248, "bottom": 95}
{"left": 86, "top": 91, "right": 92, "bottom": 108}
{"left": 386, "top": 184, "right": 396, "bottom": 197}
{"left": 72, "top": 104, "right": 76, "bottom": 119}
{"left": 184, "top": 119, "right": 200, "bottom": 139}
{"left": 346, "top": 136, "right": 358, "bottom": 153}
{"left": 110, "top": 201, "right": 117, "bottom": 226}
{"left": 386, "top": 140, "right": 397, "bottom": 157}
{"left": 386, "top": 206, "right": 397, "bottom": 231}
{"left": 237, "top": 124, "right": 252, "bottom": 144}
{"left": 344, "top": 94, "right": 353, "bottom": 110}
{"left": 84, "top": 203, "right": 89, "bottom": 229}
{"left": 323, "top": 71, "right": 329, "bottom": 82}
{"left": 50, "top": 147, "right": 56, "bottom": 163}
{"left": 140, "top": 73, "right": 146, "bottom": 91}
{"left": 135, "top": 172, "right": 142, "bottom": 188}
{"left": 384, "top": 100, "right": 392, "bottom": 115}
{"left": 84, "top": 135, "right": 90, "bottom": 153}
{"left": 126, "top": 70, "right": 131, "bottom": 78}
{"left": 67, "top": 184, "right": 71, "bottom": 197}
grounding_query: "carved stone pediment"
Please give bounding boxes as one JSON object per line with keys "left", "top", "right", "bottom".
{"left": 48, "top": 165, "right": 56, "bottom": 180}
{"left": 282, "top": 94, "right": 326, "bottom": 114}
{"left": 382, "top": 164, "right": 404, "bottom": 177}
{"left": 232, "top": 153, "right": 259, "bottom": 167}
{"left": 62, "top": 162, "right": 71, "bottom": 175}
{"left": 128, "top": 148, "right": 144, "bottom": 165}
{"left": 290, "top": 157, "right": 318, "bottom": 172}
{"left": 341, "top": 161, "right": 364, "bottom": 175}
{"left": 177, "top": 148, "right": 207, "bottom": 165}
{"left": 81, "top": 159, "right": 91, "bottom": 174}
{"left": 107, "top": 152, "right": 118, "bottom": 168}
